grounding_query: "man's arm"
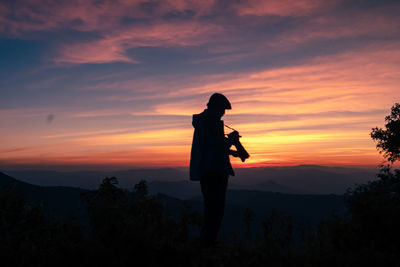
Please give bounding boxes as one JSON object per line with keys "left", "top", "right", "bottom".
{"left": 204, "top": 119, "right": 232, "bottom": 153}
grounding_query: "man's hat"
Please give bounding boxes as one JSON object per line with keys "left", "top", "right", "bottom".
{"left": 207, "top": 93, "right": 232, "bottom": 110}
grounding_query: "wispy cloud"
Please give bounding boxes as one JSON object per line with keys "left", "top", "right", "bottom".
{"left": 2, "top": 0, "right": 222, "bottom": 64}
{"left": 55, "top": 21, "right": 223, "bottom": 64}
{"left": 235, "top": 0, "right": 339, "bottom": 17}
{"left": 1, "top": 0, "right": 400, "bottom": 167}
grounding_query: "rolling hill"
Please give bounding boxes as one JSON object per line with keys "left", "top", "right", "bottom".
{"left": 4, "top": 165, "right": 377, "bottom": 194}
{"left": 0, "top": 171, "right": 347, "bottom": 238}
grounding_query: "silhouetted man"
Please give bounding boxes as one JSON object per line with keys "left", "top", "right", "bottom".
{"left": 190, "top": 93, "right": 240, "bottom": 247}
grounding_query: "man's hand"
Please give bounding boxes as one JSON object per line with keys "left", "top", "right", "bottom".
{"left": 229, "top": 149, "right": 240, "bottom": 157}
{"left": 227, "top": 130, "right": 241, "bottom": 144}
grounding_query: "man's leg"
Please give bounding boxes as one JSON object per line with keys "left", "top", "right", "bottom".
{"left": 200, "top": 172, "right": 228, "bottom": 247}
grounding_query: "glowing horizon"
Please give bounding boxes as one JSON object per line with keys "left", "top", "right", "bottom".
{"left": 1, "top": 0, "right": 399, "bottom": 169}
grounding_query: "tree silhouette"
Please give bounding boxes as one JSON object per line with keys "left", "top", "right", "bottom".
{"left": 0, "top": 185, "right": 86, "bottom": 266}
{"left": 243, "top": 207, "right": 253, "bottom": 240}
{"left": 346, "top": 103, "right": 400, "bottom": 252}
{"left": 371, "top": 103, "right": 400, "bottom": 164}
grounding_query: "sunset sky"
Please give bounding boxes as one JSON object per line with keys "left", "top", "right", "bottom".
{"left": 1, "top": 0, "right": 399, "bottom": 169}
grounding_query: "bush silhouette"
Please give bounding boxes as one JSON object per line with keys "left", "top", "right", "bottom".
{"left": 0, "top": 185, "right": 86, "bottom": 267}
{"left": 81, "top": 177, "right": 199, "bottom": 266}
{"left": 2, "top": 173, "right": 400, "bottom": 266}
{"left": 345, "top": 103, "right": 400, "bottom": 254}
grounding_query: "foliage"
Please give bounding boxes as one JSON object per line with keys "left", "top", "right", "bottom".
{"left": 343, "top": 102, "right": 400, "bottom": 259}
{"left": 243, "top": 207, "right": 253, "bottom": 241}
{"left": 2, "top": 174, "right": 400, "bottom": 267}
{"left": 370, "top": 103, "right": 400, "bottom": 164}
{"left": 80, "top": 177, "right": 198, "bottom": 266}
{"left": 0, "top": 185, "right": 86, "bottom": 267}
{"left": 346, "top": 167, "right": 400, "bottom": 252}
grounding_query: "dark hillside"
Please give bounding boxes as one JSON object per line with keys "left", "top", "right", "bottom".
{"left": 0, "top": 172, "right": 87, "bottom": 218}
{"left": 0, "top": 172, "right": 346, "bottom": 237}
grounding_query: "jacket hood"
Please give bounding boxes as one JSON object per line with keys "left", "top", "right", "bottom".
{"left": 192, "top": 109, "right": 223, "bottom": 129}
{"left": 192, "top": 112, "right": 204, "bottom": 129}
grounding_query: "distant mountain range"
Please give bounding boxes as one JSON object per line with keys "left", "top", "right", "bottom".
{"left": 3, "top": 165, "right": 378, "bottom": 195}
{"left": 0, "top": 171, "right": 87, "bottom": 219}
{"left": 234, "top": 165, "right": 378, "bottom": 194}
{"left": 0, "top": 170, "right": 348, "bottom": 239}
{"left": 147, "top": 179, "right": 311, "bottom": 199}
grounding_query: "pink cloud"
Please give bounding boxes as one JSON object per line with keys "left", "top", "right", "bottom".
{"left": 1, "top": 0, "right": 223, "bottom": 63}
{"left": 56, "top": 38, "right": 136, "bottom": 64}
{"left": 0, "top": 3, "right": 7, "bottom": 32}
{"left": 55, "top": 20, "right": 223, "bottom": 63}
{"left": 269, "top": 8, "right": 400, "bottom": 47}
{"left": 1, "top": 0, "right": 216, "bottom": 34}
{"left": 155, "top": 41, "right": 400, "bottom": 114}
{"left": 3, "top": 0, "right": 399, "bottom": 65}
{"left": 236, "top": 0, "right": 339, "bottom": 17}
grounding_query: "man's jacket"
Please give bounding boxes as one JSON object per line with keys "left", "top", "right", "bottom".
{"left": 190, "top": 109, "right": 235, "bottom": 181}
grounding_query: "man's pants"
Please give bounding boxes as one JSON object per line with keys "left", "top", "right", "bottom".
{"left": 200, "top": 172, "right": 228, "bottom": 247}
